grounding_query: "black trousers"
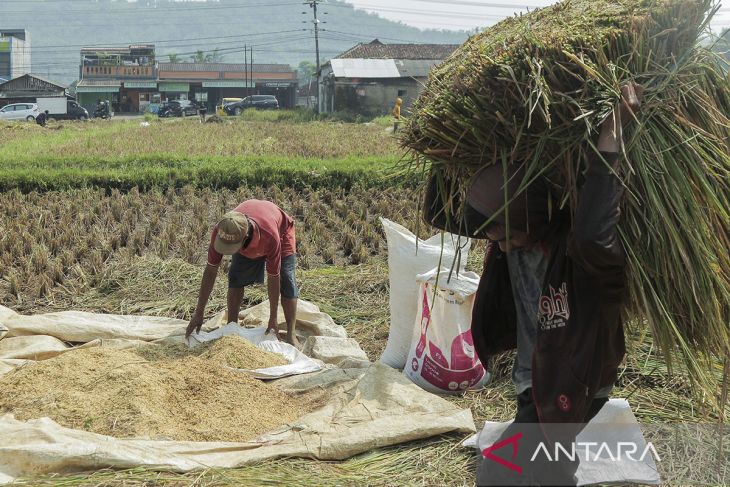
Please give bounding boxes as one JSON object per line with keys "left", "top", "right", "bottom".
{"left": 476, "top": 389, "right": 608, "bottom": 486}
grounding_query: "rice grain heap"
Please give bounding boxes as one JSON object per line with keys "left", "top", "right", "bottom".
{"left": 0, "top": 347, "right": 311, "bottom": 442}
{"left": 199, "top": 336, "right": 289, "bottom": 369}
{"left": 402, "top": 0, "right": 730, "bottom": 400}
{"left": 136, "top": 336, "right": 288, "bottom": 369}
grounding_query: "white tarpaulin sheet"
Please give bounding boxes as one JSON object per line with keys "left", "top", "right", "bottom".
{"left": 3, "top": 310, "right": 188, "bottom": 342}
{"left": 188, "top": 322, "right": 322, "bottom": 379}
{"left": 462, "top": 399, "right": 661, "bottom": 486}
{"left": 302, "top": 336, "right": 370, "bottom": 369}
{"left": 0, "top": 364, "right": 475, "bottom": 484}
{"left": 240, "top": 299, "right": 348, "bottom": 339}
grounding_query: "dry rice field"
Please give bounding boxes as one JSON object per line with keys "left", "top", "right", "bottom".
{"left": 0, "top": 119, "right": 725, "bottom": 486}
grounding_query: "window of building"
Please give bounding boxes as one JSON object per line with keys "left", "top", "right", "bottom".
{"left": 0, "top": 52, "right": 10, "bottom": 77}
{"left": 397, "top": 89, "right": 407, "bottom": 97}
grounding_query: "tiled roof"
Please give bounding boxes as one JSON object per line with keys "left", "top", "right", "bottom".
{"left": 158, "top": 63, "right": 294, "bottom": 73}
{"left": 335, "top": 39, "right": 458, "bottom": 60}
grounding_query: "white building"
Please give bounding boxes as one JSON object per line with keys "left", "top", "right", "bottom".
{"left": 0, "top": 30, "right": 31, "bottom": 83}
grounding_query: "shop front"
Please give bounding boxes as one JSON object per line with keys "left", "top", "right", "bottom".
{"left": 121, "top": 80, "right": 158, "bottom": 113}
{"left": 75, "top": 80, "right": 120, "bottom": 114}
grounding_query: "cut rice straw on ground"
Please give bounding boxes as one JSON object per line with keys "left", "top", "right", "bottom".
{"left": 10, "top": 260, "right": 729, "bottom": 486}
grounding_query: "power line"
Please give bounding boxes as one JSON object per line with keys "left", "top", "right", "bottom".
{"left": 326, "top": 3, "right": 511, "bottom": 20}
{"left": 1, "top": 1, "right": 302, "bottom": 15}
{"left": 27, "top": 30, "right": 309, "bottom": 54}
{"left": 304, "top": 0, "right": 322, "bottom": 112}
{"left": 406, "top": 0, "right": 549, "bottom": 8}
{"left": 14, "top": 34, "right": 319, "bottom": 69}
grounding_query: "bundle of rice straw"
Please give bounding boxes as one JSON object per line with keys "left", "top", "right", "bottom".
{"left": 402, "top": 0, "right": 729, "bottom": 402}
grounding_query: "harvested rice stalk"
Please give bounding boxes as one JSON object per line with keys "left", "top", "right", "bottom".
{"left": 402, "top": 0, "right": 730, "bottom": 402}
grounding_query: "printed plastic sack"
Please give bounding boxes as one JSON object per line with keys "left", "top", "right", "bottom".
{"left": 380, "top": 219, "right": 470, "bottom": 369}
{"left": 404, "top": 268, "right": 490, "bottom": 394}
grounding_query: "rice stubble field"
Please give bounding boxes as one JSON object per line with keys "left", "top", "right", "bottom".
{"left": 0, "top": 117, "right": 726, "bottom": 486}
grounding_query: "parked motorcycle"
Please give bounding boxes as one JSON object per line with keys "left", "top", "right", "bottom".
{"left": 94, "top": 101, "right": 112, "bottom": 119}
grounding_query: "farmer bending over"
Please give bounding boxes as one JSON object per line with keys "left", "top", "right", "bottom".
{"left": 186, "top": 200, "right": 300, "bottom": 347}
{"left": 36, "top": 110, "right": 49, "bottom": 127}
{"left": 467, "top": 82, "right": 642, "bottom": 486}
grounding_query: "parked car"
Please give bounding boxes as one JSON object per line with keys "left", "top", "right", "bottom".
{"left": 216, "top": 97, "right": 242, "bottom": 116}
{"left": 224, "top": 95, "right": 279, "bottom": 115}
{"left": 0, "top": 103, "right": 40, "bottom": 121}
{"left": 158, "top": 100, "right": 199, "bottom": 118}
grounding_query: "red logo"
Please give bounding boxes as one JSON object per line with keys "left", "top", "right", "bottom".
{"left": 557, "top": 394, "right": 571, "bottom": 412}
{"left": 411, "top": 358, "right": 419, "bottom": 372}
{"left": 481, "top": 432, "right": 523, "bottom": 474}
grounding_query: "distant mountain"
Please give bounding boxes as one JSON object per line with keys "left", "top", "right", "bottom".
{"left": 1, "top": 0, "right": 470, "bottom": 85}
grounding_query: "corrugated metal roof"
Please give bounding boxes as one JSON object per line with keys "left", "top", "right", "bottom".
{"left": 395, "top": 59, "right": 442, "bottom": 78}
{"left": 0, "top": 74, "right": 66, "bottom": 91}
{"left": 328, "top": 59, "right": 440, "bottom": 79}
{"left": 158, "top": 63, "right": 294, "bottom": 74}
{"left": 77, "top": 79, "right": 121, "bottom": 88}
{"left": 81, "top": 45, "right": 154, "bottom": 54}
{"left": 330, "top": 59, "right": 400, "bottom": 79}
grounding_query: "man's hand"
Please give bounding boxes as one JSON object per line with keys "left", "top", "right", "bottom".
{"left": 266, "top": 317, "right": 281, "bottom": 341}
{"left": 598, "top": 81, "right": 644, "bottom": 153}
{"left": 618, "top": 81, "right": 643, "bottom": 126}
{"left": 186, "top": 311, "right": 204, "bottom": 339}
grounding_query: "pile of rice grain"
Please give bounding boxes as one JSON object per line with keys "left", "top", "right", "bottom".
{"left": 136, "top": 335, "right": 288, "bottom": 369}
{"left": 199, "top": 336, "right": 288, "bottom": 369}
{"left": 0, "top": 347, "right": 311, "bottom": 442}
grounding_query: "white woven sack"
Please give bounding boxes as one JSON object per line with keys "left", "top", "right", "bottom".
{"left": 404, "top": 268, "right": 490, "bottom": 394}
{"left": 379, "top": 218, "right": 470, "bottom": 369}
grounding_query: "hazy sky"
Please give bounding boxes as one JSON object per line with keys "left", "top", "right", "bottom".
{"left": 343, "top": 0, "right": 730, "bottom": 33}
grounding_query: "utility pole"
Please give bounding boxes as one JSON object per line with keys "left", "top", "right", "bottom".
{"left": 305, "top": 0, "right": 322, "bottom": 112}
{"left": 244, "top": 44, "right": 248, "bottom": 97}
{"left": 250, "top": 46, "right": 254, "bottom": 95}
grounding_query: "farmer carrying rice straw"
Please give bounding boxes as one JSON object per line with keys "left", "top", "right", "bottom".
{"left": 467, "top": 82, "right": 642, "bottom": 486}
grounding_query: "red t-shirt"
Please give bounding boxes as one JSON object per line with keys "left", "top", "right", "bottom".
{"left": 207, "top": 200, "right": 296, "bottom": 276}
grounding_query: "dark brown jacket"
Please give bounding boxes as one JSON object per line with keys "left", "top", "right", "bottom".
{"left": 469, "top": 151, "right": 627, "bottom": 423}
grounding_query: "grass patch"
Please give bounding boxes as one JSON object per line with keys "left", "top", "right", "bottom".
{"left": 0, "top": 118, "right": 405, "bottom": 191}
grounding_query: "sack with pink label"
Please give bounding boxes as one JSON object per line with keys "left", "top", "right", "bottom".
{"left": 404, "top": 268, "right": 491, "bottom": 395}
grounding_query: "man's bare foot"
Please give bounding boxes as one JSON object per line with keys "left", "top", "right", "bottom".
{"left": 265, "top": 326, "right": 281, "bottom": 341}
{"left": 286, "top": 335, "right": 301, "bottom": 349}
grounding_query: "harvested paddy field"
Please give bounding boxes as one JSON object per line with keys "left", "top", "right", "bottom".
{"left": 1, "top": 118, "right": 726, "bottom": 486}
{"left": 3, "top": 186, "right": 726, "bottom": 486}
{"left": 0, "top": 346, "right": 311, "bottom": 442}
